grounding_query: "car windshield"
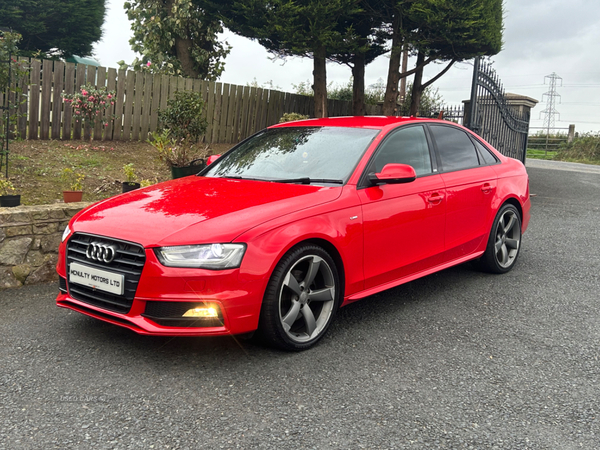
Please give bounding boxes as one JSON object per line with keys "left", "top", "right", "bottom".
{"left": 203, "top": 126, "right": 379, "bottom": 184}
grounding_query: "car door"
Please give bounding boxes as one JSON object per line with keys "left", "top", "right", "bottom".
{"left": 357, "top": 125, "right": 446, "bottom": 290}
{"left": 428, "top": 124, "right": 498, "bottom": 261}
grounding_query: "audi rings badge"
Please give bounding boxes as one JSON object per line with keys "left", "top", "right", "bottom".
{"left": 86, "top": 242, "right": 118, "bottom": 263}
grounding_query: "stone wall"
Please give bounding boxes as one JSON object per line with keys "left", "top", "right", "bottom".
{"left": 0, "top": 203, "right": 91, "bottom": 289}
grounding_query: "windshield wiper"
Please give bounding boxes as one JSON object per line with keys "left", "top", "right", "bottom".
{"left": 218, "top": 175, "right": 343, "bottom": 185}
{"left": 219, "top": 175, "right": 269, "bottom": 182}
{"left": 274, "top": 177, "right": 344, "bottom": 185}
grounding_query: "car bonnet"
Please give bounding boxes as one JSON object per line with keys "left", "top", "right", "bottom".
{"left": 70, "top": 176, "right": 342, "bottom": 247}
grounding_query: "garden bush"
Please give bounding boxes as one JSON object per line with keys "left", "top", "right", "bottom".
{"left": 555, "top": 133, "right": 600, "bottom": 163}
{"left": 158, "top": 90, "right": 207, "bottom": 142}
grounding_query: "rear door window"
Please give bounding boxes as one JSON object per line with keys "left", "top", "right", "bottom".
{"left": 429, "top": 125, "right": 480, "bottom": 172}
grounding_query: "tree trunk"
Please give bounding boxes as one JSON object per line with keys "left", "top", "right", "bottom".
{"left": 382, "top": 14, "right": 402, "bottom": 116}
{"left": 166, "top": 0, "right": 200, "bottom": 79}
{"left": 175, "top": 37, "right": 200, "bottom": 78}
{"left": 351, "top": 52, "right": 366, "bottom": 116}
{"left": 399, "top": 44, "right": 409, "bottom": 105}
{"left": 313, "top": 45, "right": 327, "bottom": 118}
{"left": 409, "top": 51, "right": 425, "bottom": 117}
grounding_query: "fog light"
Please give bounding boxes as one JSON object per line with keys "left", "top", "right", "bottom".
{"left": 182, "top": 305, "right": 219, "bottom": 318}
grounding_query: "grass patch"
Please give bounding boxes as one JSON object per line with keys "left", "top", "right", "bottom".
{"left": 2, "top": 140, "right": 233, "bottom": 206}
{"left": 527, "top": 149, "right": 557, "bottom": 160}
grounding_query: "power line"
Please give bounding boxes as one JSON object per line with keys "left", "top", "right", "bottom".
{"left": 504, "top": 83, "right": 600, "bottom": 89}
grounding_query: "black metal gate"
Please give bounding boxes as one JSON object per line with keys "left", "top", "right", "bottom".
{"left": 466, "top": 57, "right": 530, "bottom": 163}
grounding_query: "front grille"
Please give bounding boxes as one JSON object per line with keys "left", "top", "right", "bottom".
{"left": 66, "top": 233, "right": 146, "bottom": 313}
{"left": 143, "top": 301, "right": 223, "bottom": 328}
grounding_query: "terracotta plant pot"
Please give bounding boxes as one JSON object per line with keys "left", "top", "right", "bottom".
{"left": 0, "top": 194, "right": 21, "bottom": 207}
{"left": 63, "top": 190, "right": 83, "bottom": 203}
{"left": 122, "top": 182, "right": 141, "bottom": 193}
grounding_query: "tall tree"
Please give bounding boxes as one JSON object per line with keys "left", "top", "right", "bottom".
{"left": 214, "top": 0, "right": 362, "bottom": 118}
{"left": 327, "top": 1, "right": 388, "bottom": 115}
{"left": 405, "top": 0, "right": 502, "bottom": 115}
{"left": 0, "top": 0, "right": 105, "bottom": 58}
{"left": 380, "top": 0, "right": 503, "bottom": 115}
{"left": 124, "top": 0, "right": 230, "bottom": 80}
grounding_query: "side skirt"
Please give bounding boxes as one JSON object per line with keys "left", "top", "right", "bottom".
{"left": 342, "top": 250, "right": 485, "bottom": 305}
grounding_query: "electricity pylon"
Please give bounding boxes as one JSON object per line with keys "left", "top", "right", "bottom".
{"left": 540, "top": 73, "right": 562, "bottom": 135}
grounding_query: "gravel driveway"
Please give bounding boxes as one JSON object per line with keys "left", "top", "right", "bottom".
{"left": 1, "top": 159, "right": 599, "bottom": 449}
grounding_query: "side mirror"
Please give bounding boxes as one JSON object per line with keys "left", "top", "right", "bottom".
{"left": 368, "top": 163, "right": 416, "bottom": 185}
{"left": 206, "top": 154, "right": 221, "bottom": 165}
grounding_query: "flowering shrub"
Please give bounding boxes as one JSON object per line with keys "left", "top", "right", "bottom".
{"left": 62, "top": 83, "right": 116, "bottom": 132}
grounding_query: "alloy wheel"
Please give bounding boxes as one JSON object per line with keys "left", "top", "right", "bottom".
{"left": 494, "top": 208, "right": 521, "bottom": 269}
{"left": 278, "top": 254, "right": 336, "bottom": 344}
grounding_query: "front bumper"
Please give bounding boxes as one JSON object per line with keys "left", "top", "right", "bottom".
{"left": 56, "top": 242, "right": 266, "bottom": 336}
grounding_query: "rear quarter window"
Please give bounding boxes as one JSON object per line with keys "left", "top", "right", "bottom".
{"left": 473, "top": 139, "right": 499, "bottom": 165}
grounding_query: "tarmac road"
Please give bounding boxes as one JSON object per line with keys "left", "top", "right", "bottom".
{"left": 1, "top": 159, "right": 599, "bottom": 449}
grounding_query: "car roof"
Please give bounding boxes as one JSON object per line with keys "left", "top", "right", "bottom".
{"left": 270, "top": 116, "right": 435, "bottom": 130}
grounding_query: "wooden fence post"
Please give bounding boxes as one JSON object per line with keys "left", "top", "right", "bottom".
{"left": 105, "top": 67, "right": 117, "bottom": 141}
{"left": 17, "top": 57, "right": 29, "bottom": 140}
{"left": 51, "top": 60, "right": 64, "bottom": 139}
{"left": 39, "top": 59, "right": 52, "bottom": 140}
{"left": 62, "top": 62, "right": 75, "bottom": 140}
{"left": 28, "top": 59, "right": 41, "bottom": 140}
{"left": 211, "top": 82, "right": 222, "bottom": 144}
{"left": 93, "top": 66, "right": 106, "bottom": 140}
{"left": 83, "top": 65, "right": 97, "bottom": 141}
{"left": 140, "top": 72, "right": 153, "bottom": 141}
{"left": 121, "top": 70, "right": 135, "bottom": 140}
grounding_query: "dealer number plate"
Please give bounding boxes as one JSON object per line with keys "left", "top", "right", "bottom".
{"left": 69, "top": 262, "right": 124, "bottom": 295}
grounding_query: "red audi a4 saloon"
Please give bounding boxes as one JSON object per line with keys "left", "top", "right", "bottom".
{"left": 56, "top": 116, "right": 531, "bottom": 350}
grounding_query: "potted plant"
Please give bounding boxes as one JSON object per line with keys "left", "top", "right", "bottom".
{"left": 0, "top": 179, "right": 20, "bottom": 207}
{"left": 122, "top": 163, "right": 141, "bottom": 192}
{"left": 150, "top": 90, "right": 209, "bottom": 179}
{"left": 61, "top": 168, "right": 85, "bottom": 203}
{"left": 150, "top": 130, "right": 209, "bottom": 179}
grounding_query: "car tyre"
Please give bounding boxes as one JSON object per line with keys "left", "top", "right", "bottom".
{"left": 258, "top": 244, "right": 341, "bottom": 351}
{"left": 477, "top": 203, "right": 522, "bottom": 274}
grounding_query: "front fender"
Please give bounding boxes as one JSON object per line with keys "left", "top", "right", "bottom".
{"left": 235, "top": 187, "right": 365, "bottom": 299}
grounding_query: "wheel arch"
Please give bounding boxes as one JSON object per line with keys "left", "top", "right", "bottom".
{"left": 300, "top": 238, "right": 346, "bottom": 301}
{"left": 260, "top": 237, "right": 346, "bottom": 302}
{"left": 501, "top": 196, "right": 523, "bottom": 221}
{"left": 476, "top": 198, "right": 523, "bottom": 274}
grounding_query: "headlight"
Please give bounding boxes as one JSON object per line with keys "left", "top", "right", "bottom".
{"left": 61, "top": 225, "right": 71, "bottom": 242}
{"left": 154, "top": 244, "right": 246, "bottom": 269}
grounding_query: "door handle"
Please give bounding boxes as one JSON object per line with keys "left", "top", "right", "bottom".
{"left": 481, "top": 183, "right": 493, "bottom": 194}
{"left": 427, "top": 193, "right": 444, "bottom": 204}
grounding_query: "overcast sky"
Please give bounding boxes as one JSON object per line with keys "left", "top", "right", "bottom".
{"left": 93, "top": 0, "right": 600, "bottom": 133}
